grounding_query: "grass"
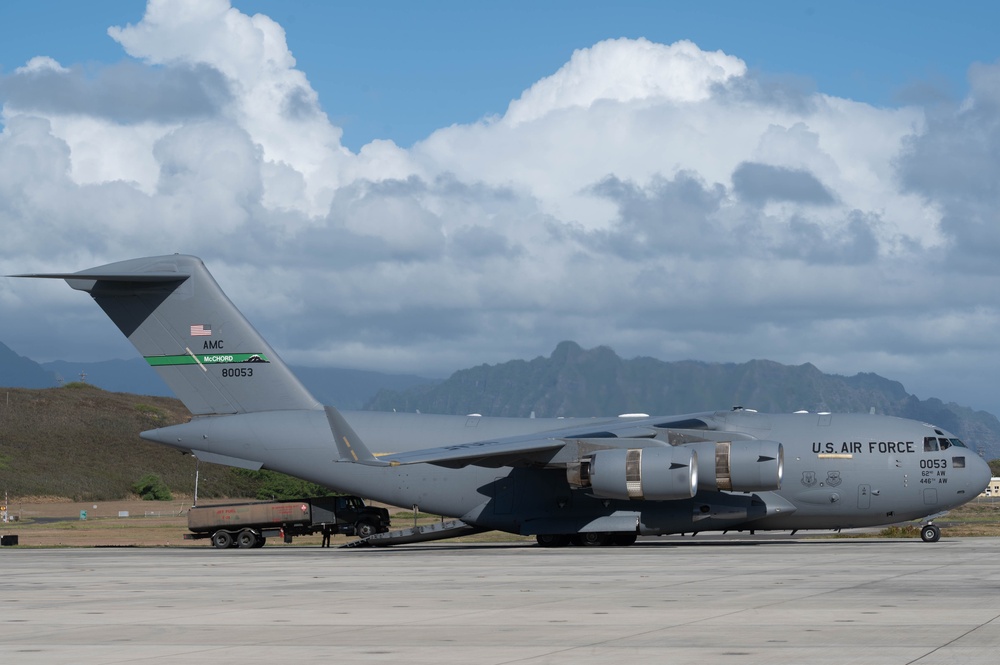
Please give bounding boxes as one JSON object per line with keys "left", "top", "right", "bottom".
{"left": 389, "top": 511, "right": 440, "bottom": 520}
{"left": 832, "top": 499, "right": 1000, "bottom": 538}
{"left": 26, "top": 520, "right": 182, "bottom": 532}
{"left": 452, "top": 531, "right": 534, "bottom": 544}
{"left": 931, "top": 499, "right": 1000, "bottom": 536}
{"left": 134, "top": 403, "right": 168, "bottom": 423}
{"left": 875, "top": 525, "right": 921, "bottom": 538}
{"left": 0, "top": 385, "right": 330, "bottom": 500}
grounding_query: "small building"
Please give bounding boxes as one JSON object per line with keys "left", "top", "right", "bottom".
{"left": 980, "top": 477, "right": 1000, "bottom": 497}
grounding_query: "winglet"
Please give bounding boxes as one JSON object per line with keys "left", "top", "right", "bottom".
{"left": 325, "top": 406, "right": 390, "bottom": 466}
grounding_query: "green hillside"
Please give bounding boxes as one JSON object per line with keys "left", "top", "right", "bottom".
{"left": 0, "top": 384, "right": 329, "bottom": 501}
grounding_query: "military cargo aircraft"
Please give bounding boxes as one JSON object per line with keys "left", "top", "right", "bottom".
{"left": 18, "top": 255, "right": 992, "bottom": 545}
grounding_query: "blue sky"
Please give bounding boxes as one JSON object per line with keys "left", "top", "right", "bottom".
{"left": 1, "top": 1, "right": 1000, "bottom": 416}
{"left": 2, "top": 1, "right": 997, "bottom": 149}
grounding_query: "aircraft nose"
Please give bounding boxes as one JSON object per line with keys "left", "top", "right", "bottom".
{"left": 971, "top": 454, "right": 993, "bottom": 494}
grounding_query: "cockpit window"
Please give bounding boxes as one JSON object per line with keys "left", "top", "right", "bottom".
{"left": 924, "top": 437, "right": 939, "bottom": 452}
{"left": 938, "top": 437, "right": 952, "bottom": 450}
{"left": 953, "top": 456, "right": 966, "bottom": 469}
{"left": 949, "top": 438, "right": 968, "bottom": 449}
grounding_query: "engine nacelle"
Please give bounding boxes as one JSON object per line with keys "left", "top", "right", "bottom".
{"left": 586, "top": 447, "right": 698, "bottom": 501}
{"left": 689, "top": 440, "right": 783, "bottom": 492}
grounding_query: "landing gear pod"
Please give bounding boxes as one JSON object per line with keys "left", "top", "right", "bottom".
{"left": 692, "top": 440, "right": 783, "bottom": 492}
{"left": 587, "top": 447, "right": 698, "bottom": 500}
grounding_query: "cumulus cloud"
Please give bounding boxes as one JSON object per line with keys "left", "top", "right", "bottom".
{"left": 1, "top": 0, "right": 999, "bottom": 414}
{"left": 897, "top": 61, "right": 1000, "bottom": 273}
{"left": 107, "top": 0, "right": 353, "bottom": 217}
{"left": 503, "top": 38, "right": 746, "bottom": 125}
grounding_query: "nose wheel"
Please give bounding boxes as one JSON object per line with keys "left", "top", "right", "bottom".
{"left": 920, "top": 523, "right": 941, "bottom": 543}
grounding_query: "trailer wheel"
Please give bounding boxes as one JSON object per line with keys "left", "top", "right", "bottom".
{"left": 355, "top": 519, "right": 377, "bottom": 538}
{"left": 253, "top": 536, "right": 266, "bottom": 548}
{"left": 212, "top": 531, "right": 233, "bottom": 549}
{"left": 237, "top": 530, "right": 257, "bottom": 549}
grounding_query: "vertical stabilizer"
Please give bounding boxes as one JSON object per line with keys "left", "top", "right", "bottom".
{"left": 18, "top": 255, "right": 321, "bottom": 415}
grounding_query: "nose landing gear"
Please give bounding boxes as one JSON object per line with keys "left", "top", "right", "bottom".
{"left": 920, "top": 523, "right": 941, "bottom": 543}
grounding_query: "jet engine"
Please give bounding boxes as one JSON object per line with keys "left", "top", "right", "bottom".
{"left": 689, "top": 440, "right": 783, "bottom": 492}
{"left": 581, "top": 446, "right": 698, "bottom": 501}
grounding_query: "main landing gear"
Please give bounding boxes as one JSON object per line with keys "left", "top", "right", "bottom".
{"left": 535, "top": 532, "right": 638, "bottom": 547}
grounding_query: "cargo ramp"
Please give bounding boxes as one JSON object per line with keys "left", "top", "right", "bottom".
{"left": 342, "top": 518, "right": 483, "bottom": 547}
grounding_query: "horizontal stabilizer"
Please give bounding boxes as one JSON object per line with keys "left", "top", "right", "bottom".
{"left": 12, "top": 271, "right": 189, "bottom": 284}
{"left": 189, "top": 449, "right": 263, "bottom": 471}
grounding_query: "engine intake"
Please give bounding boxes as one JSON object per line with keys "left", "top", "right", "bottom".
{"left": 583, "top": 446, "right": 698, "bottom": 501}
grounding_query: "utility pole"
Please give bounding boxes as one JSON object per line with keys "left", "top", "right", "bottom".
{"left": 2, "top": 394, "right": 7, "bottom": 523}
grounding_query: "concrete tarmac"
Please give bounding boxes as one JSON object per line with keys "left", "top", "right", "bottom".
{"left": 2, "top": 537, "right": 1000, "bottom": 664}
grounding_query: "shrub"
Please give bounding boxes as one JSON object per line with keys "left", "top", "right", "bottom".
{"left": 232, "top": 469, "right": 335, "bottom": 500}
{"left": 989, "top": 459, "right": 1000, "bottom": 476}
{"left": 132, "top": 473, "right": 173, "bottom": 501}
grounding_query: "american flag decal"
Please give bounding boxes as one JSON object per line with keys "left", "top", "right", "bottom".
{"left": 190, "top": 324, "right": 212, "bottom": 336}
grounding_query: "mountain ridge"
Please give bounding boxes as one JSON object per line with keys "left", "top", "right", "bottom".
{"left": 367, "top": 341, "right": 1000, "bottom": 458}
{"left": 3, "top": 339, "right": 997, "bottom": 458}
{"left": 0, "top": 342, "right": 435, "bottom": 409}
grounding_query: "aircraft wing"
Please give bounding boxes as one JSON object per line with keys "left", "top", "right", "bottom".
{"left": 382, "top": 436, "right": 571, "bottom": 468}
{"left": 379, "top": 419, "right": 670, "bottom": 469}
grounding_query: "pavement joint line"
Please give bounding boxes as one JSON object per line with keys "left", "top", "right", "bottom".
{"left": 905, "top": 611, "right": 1000, "bottom": 665}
